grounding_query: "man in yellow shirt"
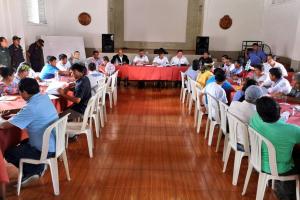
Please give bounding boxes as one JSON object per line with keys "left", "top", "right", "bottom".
{"left": 196, "top": 63, "right": 213, "bottom": 88}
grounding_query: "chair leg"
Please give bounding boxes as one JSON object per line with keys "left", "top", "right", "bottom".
{"left": 242, "top": 163, "right": 253, "bottom": 195}
{"left": 232, "top": 151, "right": 243, "bottom": 185}
{"left": 104, "top": 106, "right": 107, "bottom": 122}
{"left": 256, "top": 173, "right": 268, "bottom": 200}
{"left": 108, "top": 93, "right": 113, "bottom": 109}
{"left": 204, "top": 119, "right": 210, "bottom": 139}
{"left": 182, "top": 90, "right": 187, "bottom": 104}
{"left": 194, "top": 106, "right": 198, "bottom": 128}
{"left": 222, "top": 143, "right": 231, "bottom": 173}
{"left": 94, "top": 115, "right": 100, "bottom": 138}
{"left": 49, "top": 158, "right": 60, "bottom": 195}
{"left": 188, "top": 98, "right": 193, "bottom": 115}
{"left": 196, "top": 112, "right": 203, "bottom": 134}
{"left": 216, "top": 129, "right": 223, "bottom": 152}
{"left": 62, "top": 151, "right": 71, "bottom": 181}
{"left": 17, "top": 161, "right": 24, "bottom": 196}
{"left": 86, "top": 130, "right": 93, "bottom": 158}
{"left": 180, "top": 88, "right": 183, "bottom": 101}
{"left": 113, "top": 90, "right": 117, "bottom": 106}
{"left": 99, "top": 107, "right": 105, "bottom": 128}
{"left": 296, "top": 179, "right": 300, "bottom": 200}
{"left": 222, "top": 134, "right": 229, "bottom": 162}
{"left": 208, "top": 122, "right": 216, "bottom": 146}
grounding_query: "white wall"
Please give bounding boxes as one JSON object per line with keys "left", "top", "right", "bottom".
{"left": 124, "top": 0, "right": 188, "bottom": 42}
{"left": 202, "top": 0, "right": 264, "bottom": 51}
{"left": 262, "top": 0, "right": 300, "bottom": 60}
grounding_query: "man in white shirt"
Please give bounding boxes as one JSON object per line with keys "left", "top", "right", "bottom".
{"left": 221, "top": 56, "right": 234, "bottom": 76}
{"left": 152, "top": 51, "right": 169, "bottom": 66}
{"left": 56, "top": 54, "right": 71, "bottom": 71}
{"left": 87, "top": 62, "right": 105, "bottom": 95}
{"left": 252, "top": 64, "right": 270, "bottom": 86}
{"left": 170, "top": 50, "right": 189, "bottom": 66}
{"left": 267, "top": 67, "right": 292, "bottom": 95}
{"left": 102, "top": 56, "right": 115, "bottom": 76}
{"left": 86, "top": 50, "right": 103, "bottom": 68}
{"left": 228, "top": 85, "right": 265, "bottom": 151}
{"left": 132, "top": 49, "right": 149, "bottom": 66}
{"left": 200, "top": 73, "right": 228, "bottom": 119}
{"left": 264, "top": 54, "right": 288, "bottom": 77}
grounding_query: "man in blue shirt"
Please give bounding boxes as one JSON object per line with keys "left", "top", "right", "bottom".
{"left": 0, "top": 78, "right": 58, "bottom": 184}
{"left": 207, "top": 68, "right": 235, "bottom": 93}
{"left": 246, "top": 43, "right": 266, "bottom": 65}
{"left": 39, "top": 56, "right": 67, "bottom": 80}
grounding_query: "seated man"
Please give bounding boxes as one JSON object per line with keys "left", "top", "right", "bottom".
{"left": 39, "top": 56, "right": 67, "bottom": 80}
{"left": 251, "top": 64, "right": 270, "bottom": 86}
{"left": 221, "top": 55, "right": 234, "bottom": 76}
{"left": 246, "top": 43, "right": 266, "bottom": 65}
{"left": 17, "top": 62, "right": 37, "bottom": 79}
{"left": 132, "top": 49, "right": 149, "bottom": 66}
{"left": 185, "top": 59, "right": 199, "bottom": 81}
{"left": 230, "top": 60, "right": 244, "bottom": 77}
{"left": 14, "top": 63, "right": 30, "bottom": 85}
{"left": 111, "top": 48, "right": 129, "bottom": 66}
{"left": 68, "top": 51, "right": 81, "bottom": 65}
{"left": 87, "top": 62, "right": 105, "bottom": 95}
{"left": 199, "top": 51, "right": 213, "bottom": 66}
{"left": 196, "top": 63, "right": 213, "bottom": 88}
{"left": 265, "top": 68, "right": 292, "bottom": 95}
{"left": 250, "top": 96, "right": 300, "bottom": 200}
{"left": 58, "top": 63, "right": 91, "bottom": 120}
{"left": 264, "top": 54, "right": 288, "bottom": 77}
{"left": 232, "top": 79, "right": 258, "bottom": 102}
{"left": 56, "top": 54, "right": 71, "bottom": 71}
{"left": 228, "top": 85, "right": 264, "bottom": 151}
{"left": 288, "top": 72, "right": 300, "bottom": 98}
{"left": 170, "top": 50, "right": 189, "bottom": 66}
{"left": 152, "top": 51, "right": 169, "bottom": 66}
{"left": 101, "top": 56, "right": 116, "bottom": 76}
{"left": 86, "top": 50, "right": 104, "bottom": 68}
{"left": 0, "top": 78, "right": 58, "bottom": 184}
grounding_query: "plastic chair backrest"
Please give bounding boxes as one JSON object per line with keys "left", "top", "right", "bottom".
{"left": 96, "top": 78, "right": 106, "bottom": 88}
{"left": 219, "top": 100, "right": 229, "bottom": 134}
{"left": 227, "top": 111, "right": 250, "bottom": 152}
{"left": 206, "top": 92, "right": 221, "bottom": 122}
{"left": 190, "top": 79, "right": 197, "bottom": 101}
{"left": 196, "top": 87, "right": 202, "bottom": 111}
{"left": 40, "top": 114, "right": 70, "bottom": 160}
{"left": 180, "top": 72, "right": 186, "bottom": 89}
{"left": 187, "top": 76, "right": 192, "bottom": 94}
{"left": 248, "top": 127, "right": 279, "bottom": 176}
{"left": 81, "top": 96, "right": 96, "bottom": 131}
{"left": 101, "top": 82, "right": 108, "bottom": 105}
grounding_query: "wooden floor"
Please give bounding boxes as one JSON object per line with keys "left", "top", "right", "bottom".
{"left": 6, "top": 87, "right": 278, "bottom": 200}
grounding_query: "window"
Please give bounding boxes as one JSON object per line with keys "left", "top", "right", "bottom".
{"left": 26, "top": 0, "right": 47, "bottom": 24}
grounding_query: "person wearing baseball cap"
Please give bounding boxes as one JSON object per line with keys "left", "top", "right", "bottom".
{"left": 9, "top": 35, "right": 25, "bottom": 69}
{"left": 27, "top": 39, "right": 44, "bottom": 72}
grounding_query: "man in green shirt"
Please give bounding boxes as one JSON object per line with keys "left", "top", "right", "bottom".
{"left": 250, "top": 96, "right": 300, "bottom": 200}
{"left": 0, "top": 37, "right": 11, "bottom": 67}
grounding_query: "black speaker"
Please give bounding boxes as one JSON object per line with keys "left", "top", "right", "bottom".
{"left": 102, "top": 34, "right": 114, "bottom": 53}
{"left": 196, "top": 36, "right": 209, "bottom": 55}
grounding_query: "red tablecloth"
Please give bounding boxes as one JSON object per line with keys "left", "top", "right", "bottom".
{"left": 280, "top": 103, "right": 300, "bottom": 126}
{"left": 116, "top": 65, "right": 188, "bottom": 81}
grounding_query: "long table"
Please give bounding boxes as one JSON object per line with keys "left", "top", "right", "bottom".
{"left": 116, "top": 65, "right": 189, "bottom": 81}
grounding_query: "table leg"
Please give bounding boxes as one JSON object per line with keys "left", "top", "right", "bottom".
{"left": 0, "top": 183, "right": 5, "bottom": 200}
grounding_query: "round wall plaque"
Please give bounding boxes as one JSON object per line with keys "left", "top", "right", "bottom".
{"left": 78, "top": 12, "right": 91, "bottom": 26}
{"left": 219, "top": 15, "right": 232, "bottom": 30}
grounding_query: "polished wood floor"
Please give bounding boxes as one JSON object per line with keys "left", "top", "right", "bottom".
{"left": 6, "top": 87, "right": 278, "bottom": 200}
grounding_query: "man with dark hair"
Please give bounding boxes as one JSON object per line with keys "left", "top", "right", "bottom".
{"left": 56, "top": 53, "right": 71, "bottom": 71}
{"left": 251, "top": 64, "right": 270, "bottom": 86}
{"left": 86, "top": 50, "right": 103, "bottom": 67}
{"left": 102, "top": 56, "right": 115, "bottom": 76}
{"left": 266, "top": 67, "right": 291, "bottom": 95}
{"left": 0, "top": 37, "right": 11, "bottom": 68}
{"left": 0, "top": 78, "right": 58, "bottom": 184}
{"left": 288, "top": 72, "right": 300, "bottom": 99}
{"left": 170, "top": 50, "right": 189, "bottom": 66}
{"left": 246, "top": 43, "right": 266, "bottom": 65}
{"left": 9, "top": 36, "right": 25, "bottom": 69}
{"left": 230, "top": 60, "right": 244, "bottom": 77}
{"left": 27, "top": 39, "right": 44, "bottom": 72}
{"left": 250, "top": 96, "right": 300, "bottom": 200}
{"left": 58, "top": 63, "right": 91, "bottom": 120}
{"left": 69, "top": 51, "right": 81, "bottom": 65}
{"left": 132, "top": 49, "right": 149, "bottom": 66}
{"left": 199, "top": 51, "right": 213, "bottom": 66}
{"left": 111, "top": 48, "right": 130, "bottom": 65}
{"left": 153, "top": 50, "right": 169, "bottom": 66}
{"left": 87, "top": 62, "right": 105, "bottom": 95}
{"left": 185, "top": 59, "right": 199, "bottom": 80}
{"left": 265, "top": 54, "right": 288, "bottom": 77}
{"left": 39, "top": 56, "right": 68, "bottom": 80}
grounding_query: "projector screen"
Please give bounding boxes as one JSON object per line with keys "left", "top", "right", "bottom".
{"left": 124, "top": 0, "right": 188, "bottom": 43}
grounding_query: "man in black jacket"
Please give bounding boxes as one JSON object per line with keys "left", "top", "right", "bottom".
{"left": 0, "top": 37, "right": 11, "bottom": 67}
{"left": 9, "top": 36, "right": 25, "bottom": 69}
{"left": 27, "top": 39, "right": 44, "bottom": 72}
{"left": 111, "top": 48, "right": 129, "bottom": 66}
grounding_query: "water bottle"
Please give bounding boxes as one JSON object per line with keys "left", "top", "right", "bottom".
{"left": 55, "top": 71, "right": 59, "bottom": 81}
{"left": 245, "top": 59, "right": 251, "bottom": 71}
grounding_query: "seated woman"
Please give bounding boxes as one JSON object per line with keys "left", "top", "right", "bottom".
{"left": 0, "top": 66, "right": 18, "bottom": 95}
{"left": 14, "top": 63, "right": 31, "bottom": 85}
{"left": 232, "top": 78, "right": 258, "bottom": 102}
{"left": 287, "top": 72, "right": 300, "bottom": 99}
{"left": 196, "top": 63, "right": 213, "bottom": 88}
{"left": 185, "top": 59, "right": 199, "bottom": 81}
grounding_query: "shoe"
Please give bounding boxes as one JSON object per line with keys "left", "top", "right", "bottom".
{"left": 21, "top": 174, "right": 39, "bottom": 185}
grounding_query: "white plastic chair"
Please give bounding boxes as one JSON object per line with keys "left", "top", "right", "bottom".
{"left": 180, "top": 72, "right": 188, "bottom": 104}
{"left": 99, "top": 82, "right": 108, "bottom": 126}
{"left": 242, "top": 127, "right": 300, "bottom": 200}
{"left": 66, "top": 96, "right": 96, "bottom": 158}
{"left": 216, "top": 100, "right": 229, "bottom": 161}
{"left": 186, "top": 76, "right": 192, "bottom": 107}
{"left": 188, "top": 78, "right": 197, "bottom": 115}
{"left": 195, "top": 87, "right": 205, "bottom": 134}
{"left": 17, "top": 114, "right": 71, "bottom": 196}
{"left": 204, "top": 92, "right": 221, "bottom": 146}
{"left": 91, "top": 85, "right": 106, "bottom": 138}
{"left": 106, "top": 71, "right": 118, "bottom": 109}
{"left": 222, "top": 111, "right": 249, "bottom": 186}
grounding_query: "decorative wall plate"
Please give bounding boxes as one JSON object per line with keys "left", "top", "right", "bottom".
{"left": 78, "top": 12, "right": 91, "bottom": 26}
{"left": 219, "top": 15, "right": 232, "bottom": 30}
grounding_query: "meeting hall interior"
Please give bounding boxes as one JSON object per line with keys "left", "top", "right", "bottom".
{"left": 0, "top": 0, "right": 300, "bottom": 199}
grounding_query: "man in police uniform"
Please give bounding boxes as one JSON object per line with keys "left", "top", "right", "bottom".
{"left": 9, "top": 36, "right": 25, "bottom": 69}
{"left": 27, "top": 39, "right": 44, "bottom": 72}
{"left": 0, "top": 37, "right": 11, "bottom": 67}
